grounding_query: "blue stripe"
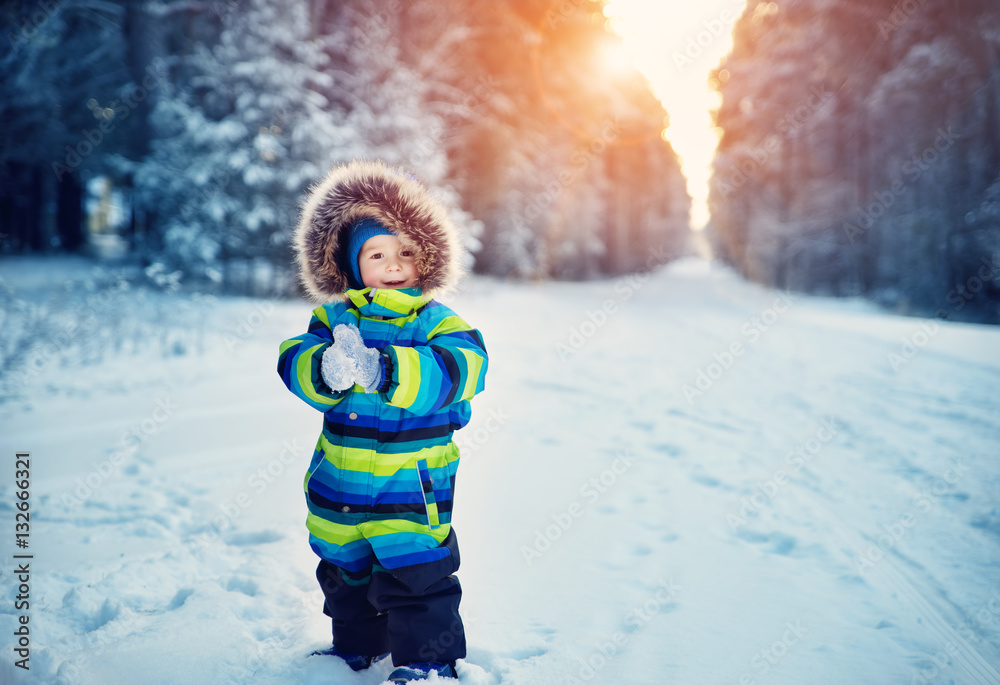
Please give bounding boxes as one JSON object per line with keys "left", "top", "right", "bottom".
{"left": 308, "top": 535, "right": 374, "bottom": 572}
{"left": 282, "top": 293, "right": 486, "bottom": 570}
{"left": 376, "top": 546, "right": 450, "bottom": 569}
{"left": 310, "top": 461, "right": 455, "bottom": 495}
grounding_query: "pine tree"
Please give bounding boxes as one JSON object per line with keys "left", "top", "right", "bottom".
{"left": 323, "top": 1, "right": 483, "bottom": 264}
{"left": 134, "top": 0, "right": 352, "bottom": 283}
{"left": 711, "top": 0, "right": 1000, "bottom": 322}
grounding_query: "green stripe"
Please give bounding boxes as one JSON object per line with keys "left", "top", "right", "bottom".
{"left": 313, "top": 306, "right": 331, "bottom": 328}
{"left": 427, "top": 315, "right": 472, "bottom": 338}
{"left": 458, "top": 347, "right": 484, "bottom": 401}
{"left": 389, "top": 346, "right": 420, "bottom": 409}
{"left": 296, "top": 343, "right": 334, "bottom": 405}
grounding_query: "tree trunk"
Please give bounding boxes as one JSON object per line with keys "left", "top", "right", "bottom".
{"left": 5, "top": 162, "right": 48, "bottom": 252}
{"left": 56, "top": 172, "right": 85, "bottom": 252}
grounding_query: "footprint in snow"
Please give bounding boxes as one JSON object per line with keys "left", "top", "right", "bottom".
{"left": 733, "top": 529, "right": 800, "bottom": 557}
{"left": 223, "top": 529, "right": 284, "bottom": 546}
{"left": 691, "top": 473, "right": 734, "bottom": 490}
{"left": 166, "top": 587, "right": 195, "bottom": 610}
{"left": 655, "top": 443, "right": 684, "bottom": 457}
{"left": 226, "top": 576, "right": 259, "bottom": 597}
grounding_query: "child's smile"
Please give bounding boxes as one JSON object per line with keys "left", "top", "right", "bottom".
{"left": 358, "top": 234, "right": 419, "bottom": 289}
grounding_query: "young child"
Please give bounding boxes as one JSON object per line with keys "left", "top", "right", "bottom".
{"left": 277, "top": 160, "right": 488, "bottom": 683}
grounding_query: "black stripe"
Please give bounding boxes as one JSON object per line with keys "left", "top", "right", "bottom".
{"left": 373, "top": 500, "right": 453, "bottom": 516}
{"left": 431, "top": 344, "right": 461, "bottom": 407}
{"left": 307, "top": 488, "right": 357, "bottom": 512}
{"left": 308, "top": 497, "right": 454, "bottom": 517}
{"left": 467, "top": 328, "right": 486, "bottom": 352}
{"left": 277, "top": 348, "right": 294, "bottom": 381}
{"left": 323, "top": 418, "right": 456, "bottom": 443}
{"left": 308, "top": 319, "right": 331, "bottom": 336}
{"left": 372, "top": 502, "right": 424, "bottom": 516}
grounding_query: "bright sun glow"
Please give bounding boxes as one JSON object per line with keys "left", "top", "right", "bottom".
{"left": 603, "top": 0, "right": 747, "bottom": 230}
{"left": 597, "top": 40, "right": 636, "bottom": 79}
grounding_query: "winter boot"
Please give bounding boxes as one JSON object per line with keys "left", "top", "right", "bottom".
{"left": 387, "top": 661, "right": 457, "bottom": 683}
{"left": 309, "top": 644, "right": 389, "bottom": 672}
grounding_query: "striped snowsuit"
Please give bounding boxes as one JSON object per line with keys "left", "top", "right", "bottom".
{"left": 278, "top": 286, "right": 488, "bottom": 572}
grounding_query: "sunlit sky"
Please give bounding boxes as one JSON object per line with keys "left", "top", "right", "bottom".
{"left": 603, "top": 0, "right": 748, "bottom": 230}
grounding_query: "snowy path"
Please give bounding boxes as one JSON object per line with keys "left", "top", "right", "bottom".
{"left": 1, "top": 258, "right": 999, "bottom": 684}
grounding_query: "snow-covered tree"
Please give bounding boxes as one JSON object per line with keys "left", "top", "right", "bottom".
{"left": 392, "top": 0, "right": 691, "bottom": 279}
{"left": 134, "top": 0, "right": 352, "bottom": 282}
{"left": 1, "top": 0, "right": 132, "bottom": 253}
{"left": 319, "top": 1, "right": 483, "bottom": 264}
{"left": 711, "top": 0, "right": 1000, "bottom": 322}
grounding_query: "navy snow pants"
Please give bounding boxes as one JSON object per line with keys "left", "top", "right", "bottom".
{"left": 315, "top": 527, "right": 466, "bottom": 666}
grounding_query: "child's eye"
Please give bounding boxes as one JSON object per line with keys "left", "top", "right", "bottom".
{"left": 369, "top": 252, "right": 383, "bottom": 260}
{"left": 400, "top": 250, "right": 414, "bottom": 258}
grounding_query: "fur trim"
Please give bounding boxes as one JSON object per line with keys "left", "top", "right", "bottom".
{"left": 293, "top": 160, "right": 464, "bottom": 302}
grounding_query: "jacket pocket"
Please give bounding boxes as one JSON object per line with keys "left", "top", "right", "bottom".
{"left": 306, "top": 440, "right": 345, "bottom": 508}
{"left": 304, "top": 440, "right": 325, "bottom": 493}
{"left": 415, "top": 458, "right": 441, "bottom": 530}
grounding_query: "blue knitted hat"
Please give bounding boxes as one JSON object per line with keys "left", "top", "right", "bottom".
{"left": 345, "top": 217, "right": 393, "bottom": 289}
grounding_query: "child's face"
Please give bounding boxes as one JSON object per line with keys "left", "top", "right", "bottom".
{"left": 358, "top": 234, "right": 419, "bottom": 289}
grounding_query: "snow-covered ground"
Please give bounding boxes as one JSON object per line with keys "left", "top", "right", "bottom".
{"left": 1, "top": 255, "right": 999, "bottom": 685}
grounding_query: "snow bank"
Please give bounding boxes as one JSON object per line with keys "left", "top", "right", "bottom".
{"left": 1, "top": 256, "right": 998, "bottom": 684}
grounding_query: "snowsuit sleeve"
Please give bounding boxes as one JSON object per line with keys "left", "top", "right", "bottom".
{"left": 383, "top": 309, "right": 488, "bottom": 416}
{"left": 277, "top": 304, "right": 349, "bottom": 411}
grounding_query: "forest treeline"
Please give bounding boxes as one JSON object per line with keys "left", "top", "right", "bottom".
{"left": 0, "top": 0, "right": 690, "bottom": 291}
{"left": 6, "top": 0, "right": 998, "bottom": 322}
{"left": 710, "top": 0, "right": 1000, "bottom": 322}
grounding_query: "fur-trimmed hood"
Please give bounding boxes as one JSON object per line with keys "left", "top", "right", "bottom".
{"left": 293, "top": 160, "right": 463, "bottom": 302}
